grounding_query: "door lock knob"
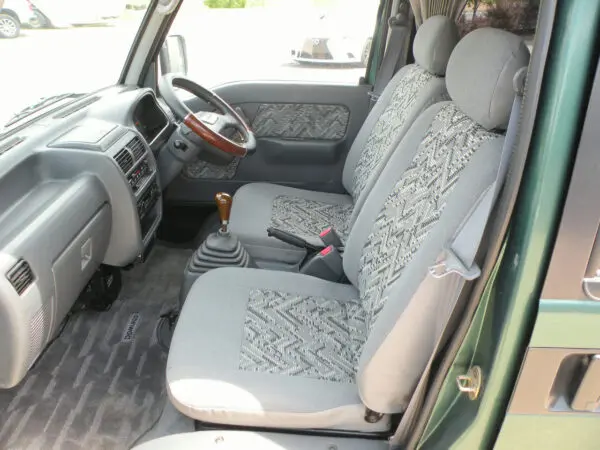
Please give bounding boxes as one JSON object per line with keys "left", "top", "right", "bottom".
{"left": 457, "top": 366, "right": 483, "bottom": 401}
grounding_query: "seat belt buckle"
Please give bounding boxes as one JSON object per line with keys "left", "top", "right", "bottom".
{"left": 319, "top": 227, "right": 344, "bottom": 251}
{"left": 300, "top": 245, "right": 345, "bottom": 283}
{"left": 428, "top": 248, "right": 481, "bottom": 281}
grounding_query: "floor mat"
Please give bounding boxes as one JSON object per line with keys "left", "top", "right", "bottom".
{"left": 0, "top": 245, "right": 191, "bottom": 450}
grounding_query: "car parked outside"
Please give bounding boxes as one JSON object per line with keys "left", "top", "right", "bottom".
{"left": 291, "top": 3, "right": 377, "bottom": 66}
{"left": 32, "top": 0, "right": 127, "bottom": 28}
{"left": 0, "top": 0, "right": 36, "bottom": 38}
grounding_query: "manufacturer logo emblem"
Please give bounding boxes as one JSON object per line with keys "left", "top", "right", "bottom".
{"left": 122, "top": 313, "right": 141, "bottom": 343}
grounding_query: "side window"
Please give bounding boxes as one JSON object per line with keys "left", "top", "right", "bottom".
{"left": 168, "top": 0, "right": 381, "bottom": 87}
{"left": 459, "top": 0, "right": 539, "bottom": 43}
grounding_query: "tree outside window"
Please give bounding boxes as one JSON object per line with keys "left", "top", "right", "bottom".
{"left": 460, "top": 0, "right": 540, "bottom": 37}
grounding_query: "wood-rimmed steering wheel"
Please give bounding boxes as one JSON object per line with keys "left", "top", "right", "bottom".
{"left": 159, "top": 74, "right": 256, "bottom": 157}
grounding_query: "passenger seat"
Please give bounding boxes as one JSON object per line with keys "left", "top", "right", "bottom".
{"left": 230, "top": 15, "right": 460, "bottom": 267}
{"left": 166, "top": 28, "right": 530, "bottom": 432}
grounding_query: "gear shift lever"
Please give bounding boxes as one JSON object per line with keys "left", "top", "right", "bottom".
{"left": 215, "top": 192, "right": 232, "bottom": 233}
{"left": 180, "top": 191, "right": 255, "bottom": 306}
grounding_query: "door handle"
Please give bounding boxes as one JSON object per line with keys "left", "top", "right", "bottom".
{"left": 571, "top": 355, "right": 600, "bottom": 412}
{"left": 582, "top": 275, "right": 600, "bottom": 300}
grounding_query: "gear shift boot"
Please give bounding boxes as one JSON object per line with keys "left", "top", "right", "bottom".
{"left": 180, "top": 192, "right": 255, "bottom": 306}
{"left": 190, "top": 232, "right": 253, "bottom": 272}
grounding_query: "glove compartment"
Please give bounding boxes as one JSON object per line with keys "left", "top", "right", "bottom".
{"left": 0, "top": 172, "right": 111, "bottom": 388}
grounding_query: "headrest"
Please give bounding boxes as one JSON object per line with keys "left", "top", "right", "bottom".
{"left": 446, "top": 28, "right": 530, "bottom": 131}
{"left": 413, "top": 15, "right": 460, "bottom": 76}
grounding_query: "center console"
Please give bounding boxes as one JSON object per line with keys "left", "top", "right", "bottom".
{"left": 110, "top": 133, "right": 162, "bottom": 260}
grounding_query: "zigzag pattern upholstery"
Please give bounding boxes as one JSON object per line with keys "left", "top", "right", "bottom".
{"left": 350, "top": 65, "right": 438, "bottom": 201}
{"left": 251, "top": 104, "right": 350, "bottom": 141}
{"left": 265, "top": 66, "right": 441, "bottom": 244}
{"left": 229, "top": 16, "right": 460, "bottom": 267}
{"left": 359, "top": 103, "right": 496, "bottom": 330}
{"left": 168, "top": 28, "right": 530, "bottom": 432}
{"left": 239, "top": 289, "right": 367, "bottom": 383}
{"left": 226, "top": 103, "right": 497, "bottom": 389}
{"left": 269, "top": 195, "right": 354, "bottom": 241}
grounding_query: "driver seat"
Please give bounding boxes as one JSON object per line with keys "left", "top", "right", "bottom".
{"left": 229, "top": 16, "right": 459, "bottom": 267}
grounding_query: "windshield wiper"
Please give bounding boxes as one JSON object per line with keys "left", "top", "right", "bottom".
{"left": 4, "top": 93, "right": 84, "bottom": 128}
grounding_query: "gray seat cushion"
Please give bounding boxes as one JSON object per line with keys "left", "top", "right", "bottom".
{"left": 167, "top": 267, "right": 390, "bottom": 432}
{"left": 133, "top": 431, "right": 388, "bottom": 450}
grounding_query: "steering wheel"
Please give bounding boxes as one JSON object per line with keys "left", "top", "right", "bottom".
{"left": 159, "top": 74, "right": 256, "bottom": 157}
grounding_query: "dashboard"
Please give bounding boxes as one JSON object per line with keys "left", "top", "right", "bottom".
{"left": 0, "top": 86, "right": 195, "bottom": 388}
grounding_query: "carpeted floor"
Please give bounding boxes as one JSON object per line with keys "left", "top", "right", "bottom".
{"left": 0, "top": 245, "right": 191, "bottom": 450}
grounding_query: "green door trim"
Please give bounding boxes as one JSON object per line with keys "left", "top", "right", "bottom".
{"left": 419, "top": 1, "right": 600, "bottom": 448}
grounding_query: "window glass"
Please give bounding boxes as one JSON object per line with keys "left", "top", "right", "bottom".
{"left": 459, "top": 0, "right": 539, "bottom": 47}
{"left": 168, "top": 0, "right": 381, "bottom": 88}
{"left": 0, "top": 0, "right": 149, "bottom": 127}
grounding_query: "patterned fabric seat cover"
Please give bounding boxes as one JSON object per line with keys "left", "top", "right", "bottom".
{"left": 229, "top": 16, "right": 460, "bottom": 266}
{"left": 167, "top": 28, "right": 530, "bottom": 432}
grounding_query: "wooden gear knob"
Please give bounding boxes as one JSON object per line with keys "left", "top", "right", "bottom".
{"left": 215, "top": 192, "right": 233, "bottom": 230}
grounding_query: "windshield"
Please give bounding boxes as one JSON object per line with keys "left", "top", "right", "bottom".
{"left": 0, "top": 0, "right": 149, "bottom": 127}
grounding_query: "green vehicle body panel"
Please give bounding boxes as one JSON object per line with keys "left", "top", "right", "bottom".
{"left": 419, "top": 1, "right": 600, "bottom": 448}
{"left": 528, "top": 300, "right": 600, "bottom": 349}
{"left": 495, "top": 415, "right": 600, "bottom": 449}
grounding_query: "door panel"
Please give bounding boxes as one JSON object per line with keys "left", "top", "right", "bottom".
{"left": 165, "top": 82, "right": 371, "bottom": 204}
{"left": 495, "top": 53, "right": 600, "bottom": 450}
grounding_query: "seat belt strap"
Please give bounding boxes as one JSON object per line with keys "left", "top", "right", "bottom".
{"left": 429, "top": 67, "right": 528, "bottom": 282}
{"left": 369, "top": 13, "right": 410, "bottom": 108}
{"left": 390, "top": 67, "right": 527, "bottom": 448}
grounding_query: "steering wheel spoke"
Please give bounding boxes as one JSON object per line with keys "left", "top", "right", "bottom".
{"left": 159, "top": 74, "right": 256, "bottom": 157}
{"left": 183, "top": 113, "right": 249, "bottom": 157}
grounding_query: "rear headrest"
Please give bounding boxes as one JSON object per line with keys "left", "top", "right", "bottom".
{"left": 446, "top": 28, "right": 530, "bottom": 131}
{"left": 413, "top": 15, "right": 460, "bottom": 76}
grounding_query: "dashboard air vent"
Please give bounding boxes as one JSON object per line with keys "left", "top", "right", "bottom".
{"left": 114, "top": 148, "right": 134, "bottom": 173}
{"left": 6, "top": 260, "right": 34, "bottom": 295}
{"left": 127, "top": 136, "right": 145, "bottom": 161}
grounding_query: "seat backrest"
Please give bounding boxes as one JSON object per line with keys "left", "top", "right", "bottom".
{"left": 342, "top": 15, "right": 459, "bottom": 222}
{"left": 341, "top": 28, "right": 530, "bottom": 414}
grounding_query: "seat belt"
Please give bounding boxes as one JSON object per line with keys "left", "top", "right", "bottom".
{"left": 389, "top": 67, "right": 528, "bottom": 448}
{"left": 369, "top": 12, "right": 411, "bottom": 109}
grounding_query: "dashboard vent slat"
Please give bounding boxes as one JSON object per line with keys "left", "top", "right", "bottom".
{"left": 0, "top": 136, "right": 26, "bottom": 156}
{"left": 52, "top": 96, "right": 100, "bottom": 119}
{"left": 127, "top": 136, "right": 145, "bottom": 161}
{"left": 114, "top": 148, "right": 134, "bottom": 173}
{"left": 6, "top": 260, "right": 34, "bottom": 295}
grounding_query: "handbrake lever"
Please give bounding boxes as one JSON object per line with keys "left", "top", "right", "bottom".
{"left": 267, "top": 227, "right": 322, "bottom": 252}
